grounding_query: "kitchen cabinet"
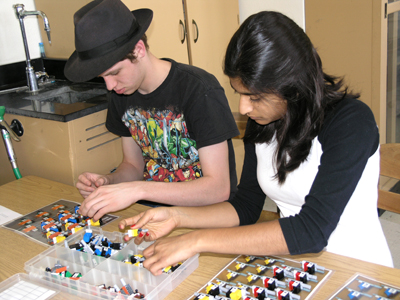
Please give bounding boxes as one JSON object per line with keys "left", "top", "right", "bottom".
{"left": 0, "top": 110, "right": 123, "bottom": 186}
{"left": 184, "top": 0, "right": 240, "bottom": 111}
{"left": 34, "top": 0, "right": 92, "bottom": 59}
{"left": 121, "top": 0, "right": 241, "bottom": 111}
{"left": 35, "top": 0, "right": 240, "bottom": 112}
{"left": 121, "top": 0, "right": 190, "bottom": 64}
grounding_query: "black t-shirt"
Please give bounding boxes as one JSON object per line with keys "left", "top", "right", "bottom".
{"left": 106, "top": 58, "right": 240, "bottom": 199}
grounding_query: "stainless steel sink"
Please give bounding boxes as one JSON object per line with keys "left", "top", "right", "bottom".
{"left": 21, "top": 86, "right": 107, "bottom": 104}
{"left": 0, "top": 80, "right": 109, "bottom": 121}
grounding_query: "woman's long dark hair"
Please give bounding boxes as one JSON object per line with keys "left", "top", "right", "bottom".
{"left": 224, "top": 11, "right": 359, "bottom": 184}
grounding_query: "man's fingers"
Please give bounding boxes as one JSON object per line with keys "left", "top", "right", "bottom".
{"left": 78, "top": 173, "right": 93, "bottom": 186}
{"left": 91, "top": 203, "right": 109, "bottom": 221}
{"left": 94, "top": 177, "right": 105, "bottom": 187}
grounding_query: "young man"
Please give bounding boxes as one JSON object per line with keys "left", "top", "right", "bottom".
{"left": 64, "top": 0, "right": 239, "bottom": 221}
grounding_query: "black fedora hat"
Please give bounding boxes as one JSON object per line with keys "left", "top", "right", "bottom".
{"left": 64, "top": 0, "right": 153, "bottom": 82}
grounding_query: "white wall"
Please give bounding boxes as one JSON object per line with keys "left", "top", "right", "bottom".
{"left": 0, "top": 0, "right": 42, "bottom": 65}
{"left": 238, "top": 0, "right": 305, "bottom": 30}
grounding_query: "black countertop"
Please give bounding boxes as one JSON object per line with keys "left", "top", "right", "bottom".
{"left": 0, "top": 80, "right": 109, "bottom": 122}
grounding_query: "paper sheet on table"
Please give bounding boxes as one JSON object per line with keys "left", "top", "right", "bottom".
{"left": 0, "top": 205, "right": 22, "bottom": 225}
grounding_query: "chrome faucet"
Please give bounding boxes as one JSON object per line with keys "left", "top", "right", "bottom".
{"left": 13, "top": 3, "right": 51, "bottom": 92}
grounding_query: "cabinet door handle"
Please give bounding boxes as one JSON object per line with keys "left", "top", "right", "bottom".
{"left": 192, "top": 19, "right": 199, "bottom": 43}
{"left": 179, "top": 19, "right": 186, "bottom": 44}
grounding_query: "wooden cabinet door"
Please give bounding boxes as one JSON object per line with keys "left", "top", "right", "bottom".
{"left": 123, "top": 0, "right": 190, "bottom": 64}
{"left": 68, "top": 110, "right": 123, "bottom": 184}
{"left": 185, "top": 0, "right": 240, "bottom": 112}
{"left": 35, "top": 0, "right": 93, "bottom": 59}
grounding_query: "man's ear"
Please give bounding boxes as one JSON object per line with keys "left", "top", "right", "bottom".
{"left": 134, "top": 40, "right": 146, "bottom": 59}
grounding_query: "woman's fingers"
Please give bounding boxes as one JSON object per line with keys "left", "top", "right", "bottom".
{"left": 118, "top": 212, "right": 145, "bottom": 230}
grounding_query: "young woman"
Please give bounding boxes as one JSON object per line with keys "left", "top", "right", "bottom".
{"left": 119, "top": 11, "right": 393, "bottom": 275}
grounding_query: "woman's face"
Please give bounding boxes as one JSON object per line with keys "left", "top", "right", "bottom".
{"left": 230, "top": 77, "right": 287, "bottom": 125}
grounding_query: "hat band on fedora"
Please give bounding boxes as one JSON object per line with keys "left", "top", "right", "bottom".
{"left": 77, "top": 21, "right": 140, "bottom": 60}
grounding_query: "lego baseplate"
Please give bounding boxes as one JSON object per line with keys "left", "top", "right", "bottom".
{"left": 189, "top": 254, "right": 333, "bottom": 300}
{"left": 3, "top": 199, "right": 118, "bottom": 246}
{"left": 328, "top": 273, "right": 400, "bottom": 300}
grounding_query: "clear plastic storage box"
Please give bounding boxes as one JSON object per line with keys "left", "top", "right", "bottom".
{"left": 1, "top": 227, "right": 199, "bottom": 300}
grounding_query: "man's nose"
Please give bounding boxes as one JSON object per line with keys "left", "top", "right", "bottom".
{"left": 103, "top": 77, "right": 116, "bottom": 91}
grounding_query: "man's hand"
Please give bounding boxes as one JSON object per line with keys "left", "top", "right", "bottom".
{"left": 76, "top": 172, "right": 110, "bottom": 198}
{"left": 78, "top": 181, "right": 140, "bottom": 221}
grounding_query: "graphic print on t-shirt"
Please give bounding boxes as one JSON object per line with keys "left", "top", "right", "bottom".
{"left": 122, "top": 107, "right": 202, "bottom": 182}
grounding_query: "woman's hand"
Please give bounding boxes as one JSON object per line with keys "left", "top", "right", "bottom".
{"left": 119, "top": 207, "right": 181, "bottom": 244}
{"left": 142, "top": 232, "right": 200, "bottom": 276}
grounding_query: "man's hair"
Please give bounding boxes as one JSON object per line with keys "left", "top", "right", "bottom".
{"left": 224, "top": 11, "right": 359, "bottom": 184}
{"left": 123, "top": 33, "right": 149, "bottom": 62}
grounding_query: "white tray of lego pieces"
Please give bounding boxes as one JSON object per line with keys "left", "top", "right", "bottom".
{"left": 20, "top": 227, "right": 199, "bottom": 300}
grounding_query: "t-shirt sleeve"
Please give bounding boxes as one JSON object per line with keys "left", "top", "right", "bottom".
{"left": 184, "top": 86, "right": 240, "bottom": 149}
{"left": 105, "top": 94, "right": 131, "bottom": 137}
{"left": 228, "top": 141, "right": 266, "bottom": 224}
{"left": 279, "top": 99, "right": 380, "bottom": 254}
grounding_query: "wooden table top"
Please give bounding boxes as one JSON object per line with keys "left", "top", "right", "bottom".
{"left": 0, "top": 176, "right": 399, "bottom": 300}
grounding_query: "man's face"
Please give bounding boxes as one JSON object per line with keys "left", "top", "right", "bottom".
{"left": 100, "top": 58, "right": 143, "bottom": 95}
